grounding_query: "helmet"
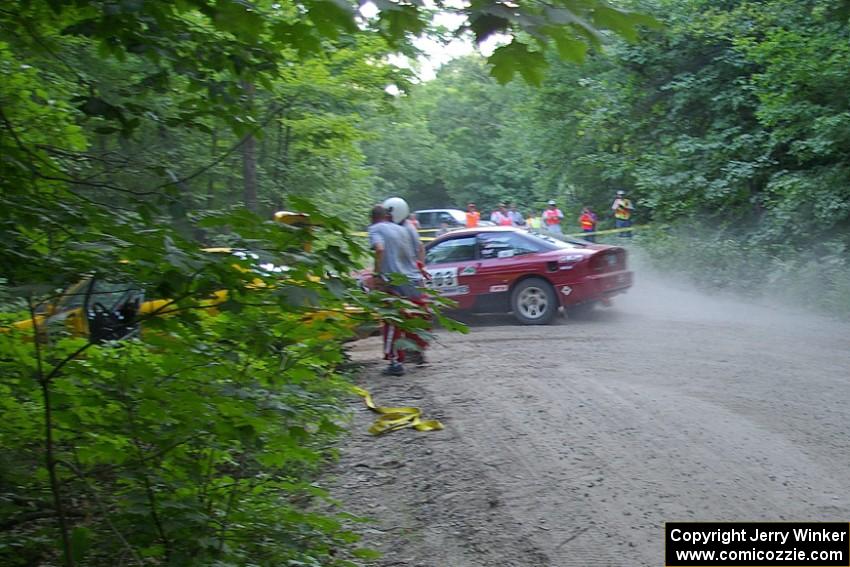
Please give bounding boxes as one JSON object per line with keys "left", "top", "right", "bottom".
{"left": 382, "top": 197, "right": 410, "bottom": 224}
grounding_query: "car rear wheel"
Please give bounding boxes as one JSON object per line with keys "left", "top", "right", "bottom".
{"left": 511, "top": 278, "right": 558, "bottom": 325}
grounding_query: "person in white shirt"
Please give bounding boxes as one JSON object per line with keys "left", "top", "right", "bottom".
{"left": 490, "top": 203, "right": 512, "bottom": 226}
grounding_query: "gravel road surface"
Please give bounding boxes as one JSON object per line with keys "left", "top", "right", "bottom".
{"left": 329, "top": 266, "right": 850, "bottom": 567}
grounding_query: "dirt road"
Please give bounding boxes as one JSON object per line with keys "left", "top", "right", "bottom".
{"left": 329, "top": 267, "right": 850, "bottom": 567}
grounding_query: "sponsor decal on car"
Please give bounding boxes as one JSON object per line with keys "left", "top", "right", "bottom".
{"left": 442, "top": 285, "right": 470, "bottom": 296}
{"left": 461, "top": 266, "right": 477, "bottom": 275}
{"left": 560, "top": 285, "right": 573, "bottom": 296}
{"left": 489, "top": 284, "right": 509, "bottom": 293}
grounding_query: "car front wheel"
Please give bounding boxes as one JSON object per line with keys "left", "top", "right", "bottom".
{"left": 510, "top": 278, "right": 558, "bottom": 325}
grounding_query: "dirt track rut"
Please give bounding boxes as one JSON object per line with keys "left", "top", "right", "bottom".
{"left": 328, "top": 269, "right": 850, "bottom": 567}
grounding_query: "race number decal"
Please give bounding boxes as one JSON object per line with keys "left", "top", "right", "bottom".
{"left": 427, "top": 267, "right": 457, "bottom": 289}
{"left": 426, "top": 267, "right": 469, "bottom": 296}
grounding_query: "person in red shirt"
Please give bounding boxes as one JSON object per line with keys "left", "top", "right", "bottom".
{"left": 465, "top": 203, "right": 480, "bottom": 228}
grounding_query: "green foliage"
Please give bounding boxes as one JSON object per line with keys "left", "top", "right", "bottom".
{"left": 0, "top": 204, "right": 391, "bottom": 565}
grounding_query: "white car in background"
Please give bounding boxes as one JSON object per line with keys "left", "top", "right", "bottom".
{"left": 413, "top": 209, "right": 494, "bottom": 231}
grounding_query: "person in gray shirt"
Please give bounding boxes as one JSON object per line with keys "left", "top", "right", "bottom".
{"left": 368, "top": 207, "right": 420, "bottom": 288}
{"left": 368, "top": 204, "right": 428, "bottom": 375}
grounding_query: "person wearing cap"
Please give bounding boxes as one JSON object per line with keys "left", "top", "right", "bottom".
{"left": 490, "top": 203, "right": 512, "bottom": 226}
{"left": 465, "top": 203, "right": 480, "bottom": 228}
{"left": 542, "top": 200, "right": 564, "bottom": 234}
{"left": 611, "top": 190, "right": 635, "bottom": 237}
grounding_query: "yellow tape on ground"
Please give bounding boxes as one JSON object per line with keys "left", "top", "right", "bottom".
{"left": 352, "top": 385, "right": 444, "bottom": 435}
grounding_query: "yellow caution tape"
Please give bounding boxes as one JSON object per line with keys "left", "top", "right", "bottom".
{"left": 352, "top": 230, "right": 434, "bottom": 242}
{"left": 563, "top": 224, "right": 647, "bottom": 238}
{"left": 351, "top": 385, "right": 444, "bottom": 435}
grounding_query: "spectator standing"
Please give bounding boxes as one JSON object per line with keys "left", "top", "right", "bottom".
{"left": 370, "top": 198, "right": 429, "bottom": 375}
{"left": 508, "top": 203, "right": 525, "bottom": 226}
{"left": 490, "top": 203, "right": 513, "bottom": 226}
{"left": 465, "top": 203, "right": 480, "bottom": 228}
{"left": 526, "top": 212, "right": 542, "bottom": 230}
{"left": 542, "top": 200, "right": 564, "bottom": 234}
{"left": 611, "top": 190, "right": 635, "bottom": 237}
{"left": 578, "top": 207, "right": 597, "bottom": 242}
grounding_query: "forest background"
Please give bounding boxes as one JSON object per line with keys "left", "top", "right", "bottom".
{"left": 1, "top": 0, "right": 849, "bottom": 565}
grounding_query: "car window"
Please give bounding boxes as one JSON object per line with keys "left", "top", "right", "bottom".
{"left": 478, "top": 232, "right": 546, "bottom": 259}
{"left": 425, "top": 236, "right": 478, "bottom": 264}
{"left": 414, "top": 212, "right": 433, "bottom": 228}
{"left": 90, "top": 281, "right": 143, "bottom": 311}
{"left": 436, "top": 211, "right": 461, "bottom": 226}
{"left": 527, "top": 231, "right": 588, "bottom": 249}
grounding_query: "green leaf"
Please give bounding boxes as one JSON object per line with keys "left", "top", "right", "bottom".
{"left": 306, "top": 0, "right": 357, "bottom": 40}
{"left": 488, "top": 41, "right": 547, "bottom": 85}
{"left": 549, "top": 28, "right": 589, "bottom": 62}
{"left": 212, "top": 0, "right": 265, "bottom": 42}
{"left": 379, "top": 5, "right": 426, "bottom": 45}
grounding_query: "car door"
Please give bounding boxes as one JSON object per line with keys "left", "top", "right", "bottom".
{"left": 468, "top": 232, "right": 548, "bottom": 296}
{"left": 423, "top": 235, "right": 478, "bottom": 309}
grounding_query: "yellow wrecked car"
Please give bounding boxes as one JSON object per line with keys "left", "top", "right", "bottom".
{"left": 6, "top": 211, "right": 369, "bottom": 343}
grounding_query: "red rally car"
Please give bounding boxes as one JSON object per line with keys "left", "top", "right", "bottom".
{"left": 424, "top": 227, "right": 633, "bottom": 324}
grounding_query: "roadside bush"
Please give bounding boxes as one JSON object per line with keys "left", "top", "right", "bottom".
{"left": 0, "top": 209, "right": 386, "bottom": 566}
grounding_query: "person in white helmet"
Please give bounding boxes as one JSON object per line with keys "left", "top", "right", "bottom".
{"left": 382, "top": 197, "right": 424, "bottom": 263}
{"left": 368, "top": 199, "right": 430, "bottom": 375}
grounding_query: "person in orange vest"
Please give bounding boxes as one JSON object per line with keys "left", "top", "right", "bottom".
{"left": 542, "top": 200, "right": 564, "bottom": 234}
{"left": 465, "top": 203, "right": 480, "bottom": 227}
{"left": 611, "top": 190, "right": 635, "bottom": 237}
{"left": 578, "top": 206, "right": 597, "bottom": 242}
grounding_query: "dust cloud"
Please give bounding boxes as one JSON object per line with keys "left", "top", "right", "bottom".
{"left": 618, "top": 247, "right": 848, "bottom": 338}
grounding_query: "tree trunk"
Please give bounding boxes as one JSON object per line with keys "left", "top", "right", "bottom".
{"left": 207, "top": 128, "right": 217, "bottom": 207}
{"left": 241, "top": 81, "right": 258, "bottom": 212}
